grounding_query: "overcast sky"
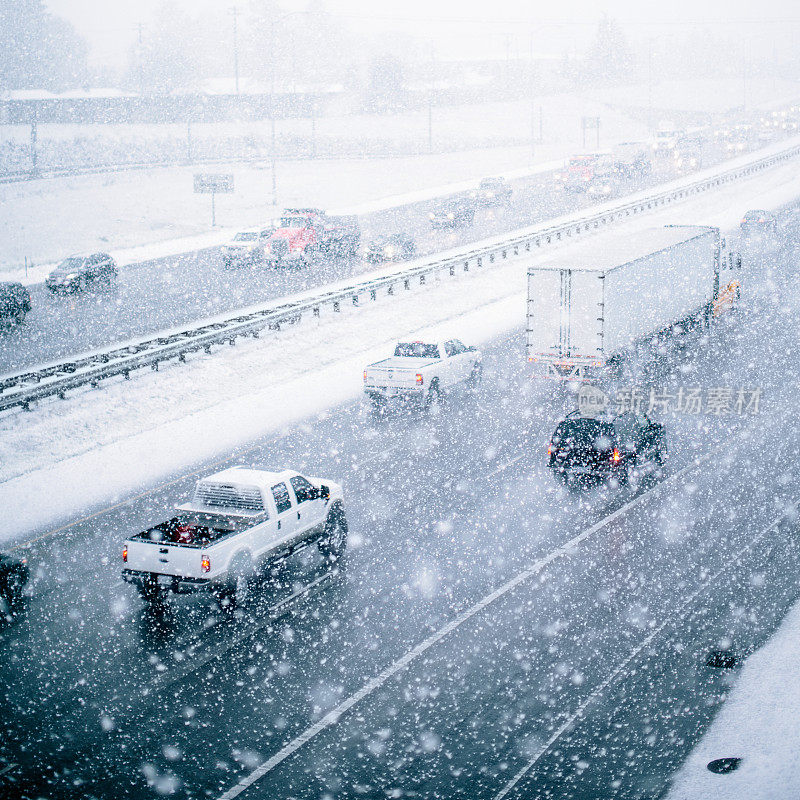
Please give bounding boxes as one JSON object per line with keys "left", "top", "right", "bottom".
{"left": 47, "top": 0, "right": 800, "bottom": 67}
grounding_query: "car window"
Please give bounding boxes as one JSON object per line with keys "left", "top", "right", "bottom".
{"left": 271, "top": 483, "right": 293, "bottom": 514}
{"left": 452, "top": 340, "right": 468, "bottom": 354}
{"left": 394, "top": 343, "right": 440, "bottom": 358}
{"left": 613, "top": 413, "right": 638, "bottom": 444}
{"left": 444, "top": 341, "right": 456, "bottom": 357}
{"left": 290, "top": 475, "right": 315, "bottom": 504}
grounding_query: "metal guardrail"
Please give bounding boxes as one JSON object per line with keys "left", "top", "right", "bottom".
{"left": 2, "top": 142, "right": 800, "bottom": 413}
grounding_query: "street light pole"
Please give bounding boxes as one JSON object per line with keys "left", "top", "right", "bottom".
{"left": 231, "top": 6, "right": 240, "bottom": 95}
{"left": 269, "top": 11, "right": 309, "bottom": 209}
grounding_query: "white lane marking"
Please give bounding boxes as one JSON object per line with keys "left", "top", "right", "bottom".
{"left": 487, "top": 455, "right": 524, "bottom": 478}
{"left": 0, "top": 763, "right": 17, "bottom": 778}
{"left": 493, "top": 501, "right": 796, "bottom": 800}
{"left": 215, "top": 450, "right": 715, "bottom": 800}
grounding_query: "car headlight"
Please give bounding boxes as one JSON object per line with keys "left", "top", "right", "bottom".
{"left": 428, "top": 212, "right": 435, "bottom": 220}
{"left": 383, "top": 246, "right": 395, "bottom": 257}
{"left": 65, "top": 273, "right": 78, "bottom": 280}
{"left": 447, "top": 212, "right": 455, "bottom": 220}
{"left": 485, "top": 191, "right": 495, "bottom": 198}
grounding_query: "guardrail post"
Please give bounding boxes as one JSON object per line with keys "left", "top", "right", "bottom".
{"left": 333, "top": 301, "right": 340, "bottom": 312}
{"left": 404, "top": 279, "right": 410, "bottom": 290}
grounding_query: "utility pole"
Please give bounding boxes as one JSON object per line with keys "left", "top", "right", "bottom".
{"left": 529, "top": 31, "right": 535, "bottom": 159}
{"left": 137, "top": 22, "right": 144, "bottom": 95}
{"left": 742, "top": 39, "right": 748, "bottom": 113}
{"left": 647, "top": 38, "right": 653, "bottom": 133}
{"left": 270, "top": 19, "right": 277, "bottom": 207}
{"left": 231, "top": 6, "right": 240, "bottom": 95}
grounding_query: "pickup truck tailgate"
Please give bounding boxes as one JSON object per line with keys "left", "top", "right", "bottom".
{"left": 365, "top": 366, "right": 420, "bottom": 388}
{"left": 365, "top": 356, "right": 439, "bottom": 388}
{"left": 125, "top": 539, "right": 205, "bottom": 579}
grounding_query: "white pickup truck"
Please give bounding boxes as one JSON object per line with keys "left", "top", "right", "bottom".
{"left": 122, "top": 467, "right": 347, "bottom": 609}
{"left": 363, "top": 340, "right": 482, "bottom": 410}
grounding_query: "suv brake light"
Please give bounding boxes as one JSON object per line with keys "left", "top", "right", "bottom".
{"left": 415, "top": 373, "right": 424, "bottom": 386}
{"left": 363, "top": 370, "right": 367, "bottom": 382}
{"left": 201, "top": 555, "right": 211, "bottom": 573}
{"left": 122, "top": 545, "right": 128, "bottom": 563}
{"left": 611, "top": 448, "right": 621, "bottom": 463}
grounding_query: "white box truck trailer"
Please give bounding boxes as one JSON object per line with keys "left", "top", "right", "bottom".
{"left": 526, "top": 225, "right": 740, "bottom": 381}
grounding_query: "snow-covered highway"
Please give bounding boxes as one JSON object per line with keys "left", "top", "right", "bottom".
{"left": 2, "top": 221, "right": 800, "bottom": 798}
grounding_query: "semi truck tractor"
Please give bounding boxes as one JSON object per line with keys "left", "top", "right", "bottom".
{"left": 526, "top": 225, "right": 740, "bottom": 381}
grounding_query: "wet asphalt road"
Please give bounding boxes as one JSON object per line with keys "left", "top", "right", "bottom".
{"left": 0, "top": 143, "right": 732, "bottom": 376}
{"left": 1, "top": 224, "right": 799, "bottom": 799}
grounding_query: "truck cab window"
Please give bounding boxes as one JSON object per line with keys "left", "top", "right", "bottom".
{"left": 290, "top": 475, "right": 315, "bottom": 503}
{"left": 271, "top": 483, "right": 292, "bottom": 514}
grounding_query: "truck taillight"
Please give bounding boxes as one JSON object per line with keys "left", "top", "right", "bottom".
{"left": 201, "top": 555, "right": 211, "bottom": 573}
{"left": 122, "top": 545, "right": 128, "bottom": 563}
{"left": 611, "top": 448, "right": 621, "bottom": 463}
{"left": 547, "top": 444, "right": 552, "bottom": 456}
{"left": 363, "top": 370, "right": 367, "bottom": 382}
{"left": 416, "top": 373, "right": 424, "bottom": 386}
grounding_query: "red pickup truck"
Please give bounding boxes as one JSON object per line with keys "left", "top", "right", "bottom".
{"left": 263, "top": 208, "right": 360, "bottom": 267}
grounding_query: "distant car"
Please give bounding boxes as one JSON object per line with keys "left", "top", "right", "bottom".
{"left": 740, "top": 209, "right": 778, "bottom": 239}
{"left": 221, "top": 227, "right": 274, "bottom": 268}
{"left": 548, "top": 410, "right": 667, "bottom": 489}
{"left": 428, "top": 197, "right": 476, "bottom": 228}
{"left": 0, "top": 552, "right": 29, "bottom": 617}
{"left": 470, "top": 176, "right": 512, "bottom": 206}
{"left": 673, "top": 149, "right": 703, "bottom": 173}
{"left": 366, "top": 233, "right": 417, "bottom": 264}
{"left": 0, "top": 282, "right": 31, "bottom": 325}
{"left": 586, "top": 177, "right": 615, "bottom": 198}
{"left": 45, "top": 253, "right": 117, "bottom": 293}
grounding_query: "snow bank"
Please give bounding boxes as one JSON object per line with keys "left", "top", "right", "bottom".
{"left": 666, "top": 596, "right": 800, "bottom": 800}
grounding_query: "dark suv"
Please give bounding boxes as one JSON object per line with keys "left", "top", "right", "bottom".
{"left": 0, "top": 282, "right": 32, "bottom": 325}
{"left": 548, "top": 410, "right": 667, "bottom": 488}
{"left": 46, "top": 253, "right": 118, "bottom": 293}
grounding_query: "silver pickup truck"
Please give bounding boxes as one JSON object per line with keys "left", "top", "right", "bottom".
{"left": 122, "top": 467, "right": 347, "bottom": 610}
{"left": 363, "top": 340, "right": 482, "bottom": 411}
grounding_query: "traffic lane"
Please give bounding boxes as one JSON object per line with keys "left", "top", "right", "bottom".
{"left": 228, "top": 398, "right": 800, "bottom": 800}
{"left": 1, "top": 213, "right": 786, "bottom": 794}
{"left": 97, "top": 241, "right": 800, "bottom": 800}
{"left": 0, "top": 335, "right": 694, "bottom": 799}
{"left": 502, "top": 517, "right": 800, "bottom": 800}
{"left": 18, "top": 379, "right": 774, "bottom": 799}
{"left": 0, "top": 157, "right": 671, "bottom": 375}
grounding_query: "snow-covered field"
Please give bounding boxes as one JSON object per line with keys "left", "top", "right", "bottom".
{"left": 2, "top": 154, "right": 800, "bottom": 544}
{"left": 667, "top": 593, "right": 800, "bottom": 800}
